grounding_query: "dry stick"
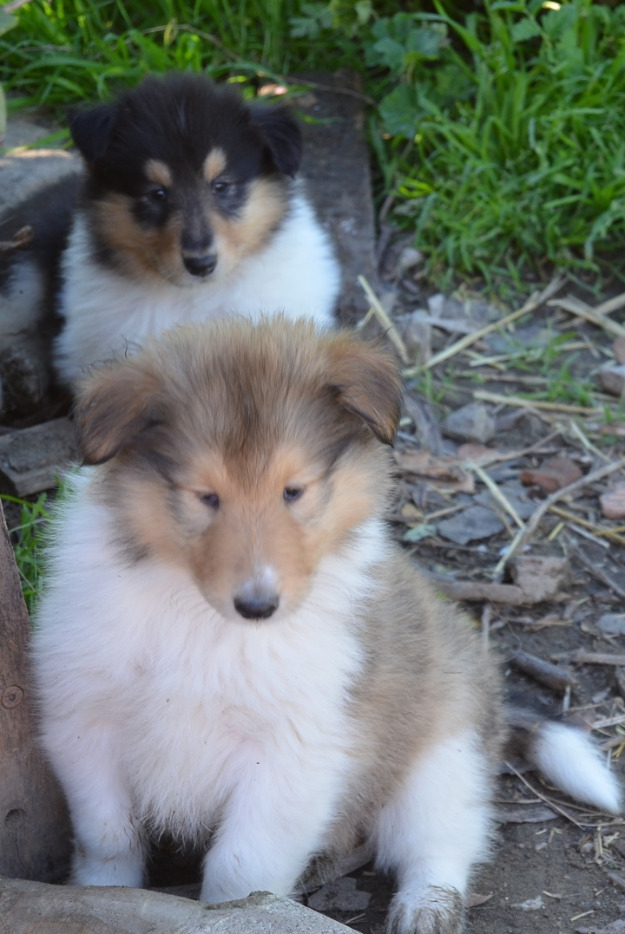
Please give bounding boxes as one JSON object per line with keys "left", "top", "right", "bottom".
{"left": 494, "top": 458, "right": 625, "bottom": 578}
{"left": 503, "top": 761, "right": 585, "bottom": 828}
{"left": 467, "top": 462, "right": 526, "bottom": 531}
{"left": 356, "top": 275, "right": 410, "bottom": 364}
{"left": 570, "top": 543, "right": 625, "bottom": 601}
{"left": 553, "top": 650, "right": 625, "bottom": 666}
{"left": 568, "top": 417, "right": 611, "bottom": 463}
{"left": 552, "top": 505, "right": 625, "bottom": 547}
{"left": 473, "top": 389, "right": 600, "bottom": 416}
{"left": 548, "top": 295, "right": 625, "bottom": 340}
{"left": 403, "top": 274, "right": 566, "bottom": 376}
{"left": 595, "top": 291, "right": 625, "bottom": 318}
{"left": 509, "top": 650, "right": 577, "bottom": 692}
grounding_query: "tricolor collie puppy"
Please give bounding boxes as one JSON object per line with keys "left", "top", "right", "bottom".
{"left": 0, "top": 74, "right": 339, "bottom": 390}
{"left": 32, "top": 318, "right": 620, "bottom": 934}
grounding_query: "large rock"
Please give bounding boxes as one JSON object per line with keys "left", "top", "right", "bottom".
{"left": 0, "top": 879, "right": 353, "bottom": 934}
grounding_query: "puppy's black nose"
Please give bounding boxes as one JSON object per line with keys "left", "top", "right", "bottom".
{"left": 234, "top": 594, "right": 280, "bottom": 620}
{"left": 183, "top": 254, "right": 217, "bottom": 277}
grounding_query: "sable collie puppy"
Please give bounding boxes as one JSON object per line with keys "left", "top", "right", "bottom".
{"left": 32, "top": 318, "right": 620, "bottom": 934}
{"left": 0, "top": 74, "right": 339, "bottom": 390}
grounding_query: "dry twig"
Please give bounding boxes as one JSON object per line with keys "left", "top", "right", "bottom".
{"left": 404, "top": 275, "right": 566, "bottom": 375}
{"left": 357, "top": 275, "right": 410, "bottom": 364}
{"left": 495, "top": 458, "right": 625, "bottom": 576}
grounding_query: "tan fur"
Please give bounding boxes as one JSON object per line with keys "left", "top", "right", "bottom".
{"left": 76, "top": 317, "right": 400, "bottom": 616}
{"left": 92, "top": 195, "right": 180, "bottom": 282}
{"left": 202, "top": 147, "right": 227, "bottom": 182}
{"left": 91, "top": 175, "right": 288, "bottom": 286}
{"left": 211, "top": 177, "right": 288, "bottom": 271}
{"left": 144, "top": 159, "right": 173, "bottom": 188}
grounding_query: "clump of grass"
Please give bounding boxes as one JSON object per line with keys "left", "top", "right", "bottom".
{"left": 0, "top": 0, "right": 337, "bottom": 110}
{"left": 371, "top": 0, "right": 625, "bottom": 287}
{"left": 1, "top": 492, "right": 51, "bottom": 613}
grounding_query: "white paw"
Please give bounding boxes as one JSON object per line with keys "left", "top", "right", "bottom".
{"left": 72, "top": 850, "right": 144, "bottom": 887}
{"left": 387, "top": 885, "right": 465, "bottom": 934}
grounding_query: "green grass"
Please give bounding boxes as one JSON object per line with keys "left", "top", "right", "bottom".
{"left": 1, "top": 493, "right": 51, "bottom": 613}
{"left": 2, "top": 0, "right": 625, "bottom": 291}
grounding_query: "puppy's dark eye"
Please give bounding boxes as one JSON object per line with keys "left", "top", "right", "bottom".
{"left": 198, "top": 492, "right": 220, "bottom": 510}
{"left": 211, "top": 179, "right": 230, "bottom": 195}
{"left": 283, "top": 486, "right": 304, "bottom": 504}
{"left": 148, "top": 187, "right": 168, "bottom": 203}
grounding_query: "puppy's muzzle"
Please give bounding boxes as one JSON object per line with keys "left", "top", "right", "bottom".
{"left": 183, "top": 253, "right": 218, "bottom": 277}
{"left": 234, "top": 580, "right": 280, "bottom": 620}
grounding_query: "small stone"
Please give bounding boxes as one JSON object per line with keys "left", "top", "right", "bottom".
{"left": 597, "top": 613, "right": 625, "bottom": 636}
{"left": 437, "top": 504, "right": 504, "bottom": 545}
{"left": 520, "top": 455, "right": 582, "bottom": 493}
{"left": 442, "top": 403, "right": 496, "bottom": 444}
{"left": 597, "top": 363, "right": 625, "bottom": 397}
{"left": 396, "top": 245, "right": 422, "bottom": 274}
{"left": 398, "top": 310, "right": 431, "bottom": 365}
{"left": 613, "top": 337, "right": 625, "bottom": 365}
{"left": 511, "top": 895, "right": 544, "bottom": 911}
{"left": 600, "top": 484, "right": 625, "bottom": 519}
{"left": 308, "top": 876, "right": 371, "bottom": 913}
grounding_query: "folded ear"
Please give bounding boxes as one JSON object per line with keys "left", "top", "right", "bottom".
{"left": 69, "top": 101, "right": 119, "bottom": 164}
{"left": 327, "top": 336, "right": 403, "bottom": 444}
{"left": 73, "top": 363, "right": 163, "bottom": 465}
{"left": 249, "top": 103, "right": 302, "bottom": 177}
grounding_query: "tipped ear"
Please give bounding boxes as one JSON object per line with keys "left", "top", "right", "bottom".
{"left": 73, "top": 364, "right": 162, "bottom": 465}
{"left": 327, "top": 337, "right": 403, "bottom": 444}
{"left": 69, "top": 101, "right": 119, "bottom": 164}
{"left": 249, "top": 103, "right": 302, "bottom": 177}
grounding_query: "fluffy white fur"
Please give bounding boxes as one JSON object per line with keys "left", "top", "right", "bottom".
{"left": 374, "top": 731, "right": 492, "bottom": 933}
{"left": 54, "top": 188, "right": 339, "bottom": 386}
{"left": 33, "top": 471, "right": 382, "bottom": 895}
{"left": 529, "top": 721, "right": 621, "bottom": 814}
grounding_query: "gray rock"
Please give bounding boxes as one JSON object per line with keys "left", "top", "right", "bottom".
{"left": 597, "top": 363, "right": 625, "bottom": 398}
{"left": 442, "top": 403, "right": 496, "bottom": 444}
{"left": 0, "top": 878, "right": 354, "bottom": 933}
{"left": 437, "top": 504, "right": 504, "bottom": 544}
{"left": 308, "top": 876, "right": 371, "bottom": 913}
{"left": 1, "top": 115, "right": 79, "bottom": 215}
{"left": 475, "top": 480, "right": 537, "bottom": 520}
{"left": 0, "top": 417, "right": 77, "bottom": 495}
{"left": 597, "top": 613, "right": 625, "bottom": 637}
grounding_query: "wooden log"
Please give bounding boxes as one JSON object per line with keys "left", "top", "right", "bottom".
{"left": 0, "top": 499, "right": 71, "bottom": 881}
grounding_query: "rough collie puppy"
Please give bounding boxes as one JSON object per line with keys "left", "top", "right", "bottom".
{"left": 0, "top": 74, "right": 339, "bottom": 391}
{"left": 31, "top": 318, "right": 620, "bottom": 934}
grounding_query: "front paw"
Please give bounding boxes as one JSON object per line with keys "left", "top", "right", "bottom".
{"left": 387, "top": 885, "right": 465, "bottom": 934}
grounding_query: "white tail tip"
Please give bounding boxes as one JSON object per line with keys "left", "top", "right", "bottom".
{"left": 529, "top": 722, "right": 621, "bottom": 814}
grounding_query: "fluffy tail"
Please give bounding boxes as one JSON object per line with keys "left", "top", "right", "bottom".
{"left": 508, "top": 714, "right": 621, "bottom": 814}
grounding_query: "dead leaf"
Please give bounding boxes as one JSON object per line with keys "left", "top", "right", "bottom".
{"left": 600, "top": 484, "right": 625, "bottom": 519}
{"left": 393, "top": 450, "right": 475, "bottom": 493}
{"left": 520, "top": 455, "right": 583, "bottom": 492}
{"left": 511, "top": 555, "right": 569, "bottom": 603}
{"left": 457, "top": 442, "right": 501, "bottom": 464}
{"left": 465, "top": 891, "right": 494, "bottom": 908}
